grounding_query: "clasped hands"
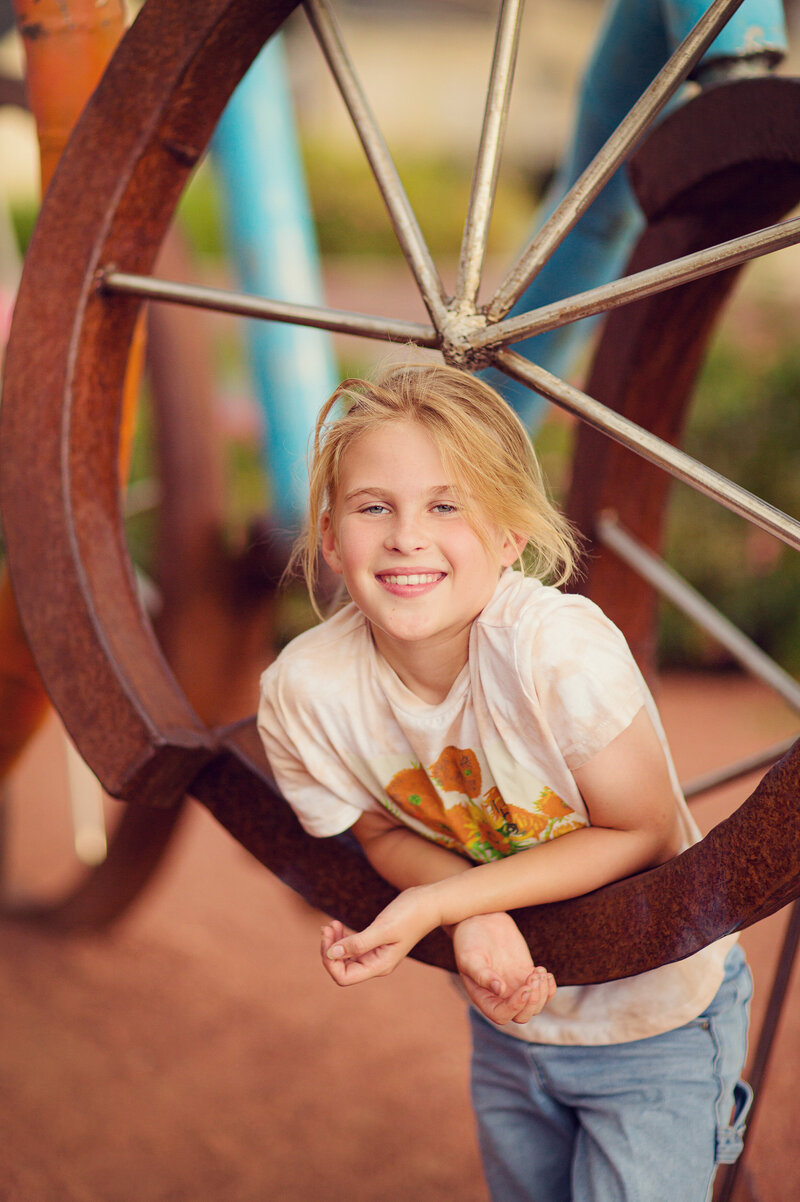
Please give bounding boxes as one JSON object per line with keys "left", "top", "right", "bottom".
{"left": 320, "top": 885, "right": 555, "bottom": 1026}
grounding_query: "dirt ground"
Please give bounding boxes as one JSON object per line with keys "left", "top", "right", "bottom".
{"left": 1, "top": 671, "right": 798, "bottom": 1202}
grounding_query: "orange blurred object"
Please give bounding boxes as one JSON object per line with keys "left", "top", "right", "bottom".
{"left": 13, "top": 0, "right": 127, "bottom": 193}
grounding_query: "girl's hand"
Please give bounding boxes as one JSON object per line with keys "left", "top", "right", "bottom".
{"left": 452, "top": 912, "right": 555, "bottom": 1025}
{"left": 320, "top": 886, "right": 438, "bottom": 986}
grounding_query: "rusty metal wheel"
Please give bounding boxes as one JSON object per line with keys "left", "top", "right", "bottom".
{"left": 0, "top": 220, "right": 270, "bottom": 928}
{"left": 1, "top": 0, "right": 799, "bottom": 982}
{"left": 0, "top": 86, "right": 273, "bottom": 925}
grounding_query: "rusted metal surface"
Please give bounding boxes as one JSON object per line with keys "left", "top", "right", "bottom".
{"left": 0, "top": 0, "right": 131, "bottom": 783}
{"left": 2, "top": 0, "right": 800, "bottom": 981}
{"left": 566, "top": 76, "right": 800, "bottom": 675}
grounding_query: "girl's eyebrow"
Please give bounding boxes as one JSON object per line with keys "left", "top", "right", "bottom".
{"left": 342, "top": 487, "right": 392, "bottom": 503}
{"left": 343, "top": 485, "right": 455, "bottom": 503}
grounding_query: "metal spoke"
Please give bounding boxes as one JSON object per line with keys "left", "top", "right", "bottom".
{"left": 495, "top": 347, "right": 800, "bottom": 553}
{"left": 476, "top": 214, "right": 800, "bottom": 350}
{"left": 596, "top": 514, "right": 800, "bottom": 713}
{"left": 454, "top": 0, "right": 524, "bottom": 312}
{"left": 485, "top": 0, "right": 748, "bottom": 321}
{"left": 100, "top": 270, "right": 440, "bottom": 347}
{"left": 682, "top": 737, "right": 797, "bottom": 799}
{"left": 303, "top": 0, "right": 449, "bottom": 327}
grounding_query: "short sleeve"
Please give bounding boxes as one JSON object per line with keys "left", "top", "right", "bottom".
{"left": 258, "top": 663, "right": 375, "bottom": 838}
{"left": 520, "top": 595, "right": 647, "bottom": 770}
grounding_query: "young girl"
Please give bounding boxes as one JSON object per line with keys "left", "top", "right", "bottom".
{"left": 258, "top": 363, "right": 752, "bottom": 1202}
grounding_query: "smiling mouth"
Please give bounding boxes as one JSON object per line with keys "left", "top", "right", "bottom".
{"left": 376, "top": 572, "right": 445, "bottom": 587}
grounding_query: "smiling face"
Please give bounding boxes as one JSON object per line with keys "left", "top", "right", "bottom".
{"left": 321, "top": 420, "right": 521, "bottom": 688}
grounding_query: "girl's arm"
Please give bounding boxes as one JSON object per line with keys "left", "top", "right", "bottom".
{"left": 347, "top": 806, "right": 474, "bottom": 891}
{"left": 323, "top": 807, "right": 555, "bottom": 1022}
{"left": 325, "top": 706, "right": 682, "bottom": 983}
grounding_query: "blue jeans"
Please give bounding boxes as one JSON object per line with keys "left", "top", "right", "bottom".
{"left": 470, "top": 945, "right": 752, "bottom": 1202}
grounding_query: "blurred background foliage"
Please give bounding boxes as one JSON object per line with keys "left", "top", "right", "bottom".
{"left": 300, "top": 140, "right": 538, "bottom": 258}
{"left": 660, "top": 324, "right": 800, "bottom": 674}
{"left": 138, "top": 144, "right": 542, "bottom": 264}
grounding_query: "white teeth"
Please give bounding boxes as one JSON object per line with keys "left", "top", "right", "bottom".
{"left": 381, "top": 573, "right": 440, "bottom": 586}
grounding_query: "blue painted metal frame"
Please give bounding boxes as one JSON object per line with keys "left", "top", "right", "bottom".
{"left": 212, "top": 34, "right": 338, "bottom": 529}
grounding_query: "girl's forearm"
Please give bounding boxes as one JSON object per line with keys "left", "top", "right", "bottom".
{"left": 357, "top": 819, "right": 473, "bottom": 891}
{"left": 356, "top": 819, "right": 520, "bottom": 943}
{"left": 423, "top": 823, "right": 668, "bottom": 931}
{"left": 325, "top": 824, "right": 666, "bottom": 975}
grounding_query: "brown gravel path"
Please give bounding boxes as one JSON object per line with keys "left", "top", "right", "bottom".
{"left": 1, "top": 673, "right": 798, "bottom": 1202}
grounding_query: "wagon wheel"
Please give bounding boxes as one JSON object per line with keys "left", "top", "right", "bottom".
{"left": 3, "top": 4, "right": 307, "bottom": 925}
{"left": 0, "top": 218, "right": 280, "bottom": 926}
{"left": 2, "top": 0, "right": 800, "bottom": 981}
{"left": 0, "top": 162, "right": 275, "bottom": 925}
{"left": 0, "top": 16, "right": 187, "bottom": 922}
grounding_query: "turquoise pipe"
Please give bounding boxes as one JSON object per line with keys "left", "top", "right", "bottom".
{"left": 212, "top": 34, "right": 338, "bottom": 530}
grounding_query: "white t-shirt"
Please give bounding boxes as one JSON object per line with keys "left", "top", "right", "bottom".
{"left": 258, "top": 569, "right": 733, "bottom": 1045}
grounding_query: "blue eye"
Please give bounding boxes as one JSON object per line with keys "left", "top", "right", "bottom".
{"left": 360, "top": 504, "right": 389, "bottom": 515}
{"left": 432, "top": 503, "right": 457, "bottom": 514}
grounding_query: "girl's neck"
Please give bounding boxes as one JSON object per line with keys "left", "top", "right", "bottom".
{"left": 370, "top": 624, "right": 470, "bottom": 705}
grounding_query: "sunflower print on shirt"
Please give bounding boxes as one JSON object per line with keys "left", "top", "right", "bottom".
{"left": 383, "top": 744, "right": 586, "bottom": 862}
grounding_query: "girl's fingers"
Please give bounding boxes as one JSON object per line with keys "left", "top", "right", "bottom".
{"left": 320, "top": 927, "right": 370, "bottom": 985}
{"left": 320, "top": 921, "right": 343, "bottom": 951}
{"left": 326, "top": 921, "right": 392, "bottom": 962}
{"left": 511, "top": 967, "right": 556, "bottom": 1024}
{"left": 466, "top": 962, "right": 505, "bottom": 995}
{"left": 320, "top": 920, "right": 406, "bottom": 985}
{"left": 320, "top": 921, "right": 350, "bottom": 976}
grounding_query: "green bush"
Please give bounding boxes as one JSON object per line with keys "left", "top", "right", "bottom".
{"left": 9, "top": 199, "right": 37, "bottom": 256}
{"left": 174, "top": 143, "right": 538, "bottom": 265}
{"left": 301, "top": 140, "right": 536, "bottom": 259}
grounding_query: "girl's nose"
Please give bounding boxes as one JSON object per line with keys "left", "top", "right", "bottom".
{"left": 384, "top": 514, "right": 428, "bottom": 554}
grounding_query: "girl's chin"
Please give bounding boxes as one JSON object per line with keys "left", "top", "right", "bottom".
{"left": 369, "top": 619, "right": 462, "bottom": 650}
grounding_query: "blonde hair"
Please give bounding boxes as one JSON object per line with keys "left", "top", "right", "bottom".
{"left": 291, "top": 363, "right": 580, "bottom": 614}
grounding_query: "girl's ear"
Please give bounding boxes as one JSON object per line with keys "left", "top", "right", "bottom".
{"left": 500, "top": 531, "right": 527, "bottom": 568}
{"left": 320, "top": 511, "right": 343, "bottom": 574}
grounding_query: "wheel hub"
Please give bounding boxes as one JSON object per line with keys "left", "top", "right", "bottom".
{"left": 439, "top": 309, "right": 493, "bottom": 372}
